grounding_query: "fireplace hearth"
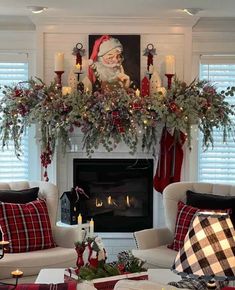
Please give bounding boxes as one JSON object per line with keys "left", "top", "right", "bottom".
{"left": 73, "top": 158, "right": 153, "bottom": 232}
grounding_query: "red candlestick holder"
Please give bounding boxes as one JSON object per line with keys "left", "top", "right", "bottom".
{"left": 165, "top": 73, "right": 174, "bottom": 89}
{"left": 75, "top": 243, "right": 86, "bottom": 274}
{"left": 54, "top": 71, "right": 64, "bottom": 89}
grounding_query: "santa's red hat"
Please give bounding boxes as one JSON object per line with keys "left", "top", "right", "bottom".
{"left": 88, "top": 35, "right": 123, "bottom": 83}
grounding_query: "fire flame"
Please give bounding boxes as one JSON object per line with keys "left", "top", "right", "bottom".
{"left": 126, "top": 195, "right": 131, "bottom": 207}
{"left": 108, "top": 196, "right": 112, "bottom": 205}
{"left": 96, "top": 198, "right": 103, "bottom": 207}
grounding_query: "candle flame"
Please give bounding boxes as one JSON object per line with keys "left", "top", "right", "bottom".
{"left": 108, "top": 196, "right": 112, "bottom": 205}
{"left": 96, "top": 198, "right": 103, "bottom": 207}
{"left": 126, "top": 195, "right": 131, "bottom": 207}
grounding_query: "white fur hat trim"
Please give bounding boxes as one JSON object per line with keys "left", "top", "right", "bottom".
{"left": 98, "top": 38, "right": 123, "bottom": 57}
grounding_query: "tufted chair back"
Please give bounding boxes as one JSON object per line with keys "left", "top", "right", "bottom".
{"left": 163, "top": 181, "right": 235, "bottom": 235}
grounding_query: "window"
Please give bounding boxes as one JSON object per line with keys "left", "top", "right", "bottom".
{"left": 0, "top": 54, "right": 29, "bottom": 181}
{"left": 198, "top": 56, "right": 235, "bottom": 184}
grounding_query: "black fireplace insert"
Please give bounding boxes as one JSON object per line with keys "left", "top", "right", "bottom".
{"left": 73, "top": 158, "right": 153, "bottom": 232}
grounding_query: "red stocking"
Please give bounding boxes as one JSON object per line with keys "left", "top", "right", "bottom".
{"left": 153, "top": 127, "right": 174, "bottom": 193}
{"left": 170, "top": 130, "right": 187, "bottom": 183}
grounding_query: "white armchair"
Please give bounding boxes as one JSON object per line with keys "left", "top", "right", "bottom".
{"left": 132, "top": 181, "right": 235, "bottom": 269}
{"left": 0, "top": 181, "right": 78, "bottom": 283}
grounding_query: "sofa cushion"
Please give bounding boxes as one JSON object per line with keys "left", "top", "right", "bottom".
{"left": 168, "top": 201, "right": 231, "bottom": 251}
{"left": 0, "top": 187, "right": 39, "bottom": 203}
{"left": 132, "top": 245, "right": 177, "bottom": 269}
{"left": 186, "top": 190, "right": 235, "bottom": 226}
{"left": 0, "top": 247, "right": 76, "bottom": 280}
{"left": 0, "top": 199, "right": 56, "bottom": 253}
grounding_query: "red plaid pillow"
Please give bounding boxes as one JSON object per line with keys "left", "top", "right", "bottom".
{"left": 0, "top": 199, "right": 56, "bottom": 253}
{"left": 168, "top": 201, "right": 199, "bottom": 251}
{"left": 168, "top": 201, "right": 232, "bottom": 252}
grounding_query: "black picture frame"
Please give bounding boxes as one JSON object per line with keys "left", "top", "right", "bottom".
{"left": 89, "top": 34, "right": 140, "bottom": 88}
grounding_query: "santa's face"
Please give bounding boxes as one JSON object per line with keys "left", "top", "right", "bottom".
{"left": 101, "top": 48, "right": 123, "bottom": 68}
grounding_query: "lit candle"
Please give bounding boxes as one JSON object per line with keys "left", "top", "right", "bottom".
{"left": 149, "top": 64, "right": 154, "bottom": 74}
{"left": 76, "top": 63, "right": 81, "bottom": 71}
{"left": 0, "top": 240, "right": 9, "bottom": 245}
{"left": 11, "top": 269, "right": 23, "bottom": 278}
{"left": 89, "top": 218, "right": 94, "bottom": 238}
{"left": 62, "top": 86, "right": 72, "bottom": 96}
{"left": 54, "top": 52, "right": 64, "bottom": 72}
{"left": 165, "top": 55, "right": 175, "bottom": 75}
{"left": 135, "top": 89, "right": 140, "bottom": 97}
{"left": 77, "top": 213, "right": 82, "bottom": 243}
{"left": 78, "top": 213, "right": 82, "bottom": 225}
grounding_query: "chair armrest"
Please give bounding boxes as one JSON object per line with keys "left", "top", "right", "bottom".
{"left": 133, "top": 228, "right": 173, "bottom": 250}
{"left": 53, "top": 225, "right": 80, "bottom": 248}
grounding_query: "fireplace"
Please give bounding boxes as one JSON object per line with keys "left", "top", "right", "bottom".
{"left": 73, "top": 158, "right": 153, "bottom": 232}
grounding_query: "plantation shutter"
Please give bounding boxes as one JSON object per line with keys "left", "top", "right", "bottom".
{"left": 0, "top": 53, "right": 29, "bottom": 182}
{"left": 198, "top": 55, "right": 235, "bottom": 184}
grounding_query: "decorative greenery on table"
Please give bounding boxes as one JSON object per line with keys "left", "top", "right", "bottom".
{"left": 78, "top": 251, "right": 146, "bottom": 281}
{"left": 0, "top": 77, "right": 234, "bottom": 180}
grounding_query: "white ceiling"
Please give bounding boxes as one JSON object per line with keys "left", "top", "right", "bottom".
{"left": 1, "top": 0, "right": 235, "bottom": 28}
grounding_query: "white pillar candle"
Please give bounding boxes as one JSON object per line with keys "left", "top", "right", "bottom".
{"left": 77, "top": 213, "right": 82, "bottom": 225}
{"left": 135, "top": 89, "right": 140, "bottom": 97}
{"left": 165, "top": 55, "right": 175, "bottom": 74}
{"left": 54, "top": 52, "right": 64, "bottom": 71}
{"left": 89, "top": 218, "right": 94, "bottom": 238}
{"left": 62, "top": 86, "right": 72, "bottom": 96}
{"left": 77, "top": 213, "right": 82, "bottom": 243}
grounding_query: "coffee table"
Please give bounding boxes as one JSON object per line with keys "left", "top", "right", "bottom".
{"left": 35, "top": 268, "right": 180, "bottom": 285}
{"left": 35, "top": 268, "right": 65, "bottom": 284}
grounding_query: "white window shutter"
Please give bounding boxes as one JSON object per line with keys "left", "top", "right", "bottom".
{"left": 0, "top": 58, "right": 29, "bottom": 182}
{"left": 198, "top": 57, "right": 235, "bottom": 184}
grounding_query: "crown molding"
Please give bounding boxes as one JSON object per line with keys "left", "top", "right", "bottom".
{"left": 193, "top": 31, "right": 235, "bottom": 42}
{"left": 30, "top": 15, "right": 199, "bottom": 28}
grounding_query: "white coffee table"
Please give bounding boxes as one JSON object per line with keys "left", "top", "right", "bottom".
{"left": 35, "top": 268, "right": 96, "bottom": 289}
{"left": 35, "top": 268, "right": 180, "bottom": 285}
{"left": 35, "top": 268, "right": 65, "bottom": 284}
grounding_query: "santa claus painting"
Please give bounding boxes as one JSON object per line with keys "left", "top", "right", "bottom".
{"left": 88, "top": 34, "right": 140, "bottom": 90}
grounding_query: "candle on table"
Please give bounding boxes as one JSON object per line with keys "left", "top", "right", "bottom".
{"left": 0, "top": 241, "right": 9, "bottom": 246}
{"left": 62, "top": 86, "right": 72, "bottom": 96}
{"left": 78, "top": 213, "right": 82, "bottom": 225}
{"left": 135, "top": 89, "right": 140, "bottom": 97}
{"left": 89, "top": 218, "right": 94, "bottom": 238}
{"left": 77, "top": 213, "right": 82, "bottom": 243}
{"left": 11, "top": 269, "right": 23, "bottom": 278}
{"left": 54, "top": 52, "right": 64, "bottom": 71}
{"left": 165, "top": 55, "right": 175, "bottom": 74}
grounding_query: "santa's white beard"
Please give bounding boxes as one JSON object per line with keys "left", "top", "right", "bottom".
{"left": 95, "top": 60, "right": 122, "bottom": 83}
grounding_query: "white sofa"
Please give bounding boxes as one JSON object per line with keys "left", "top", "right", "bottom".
{"left": 0, "top": 181, "right": 79, "bottom": 283}
{"left": 132, "top": 181, "right": 235, "bottom": 269}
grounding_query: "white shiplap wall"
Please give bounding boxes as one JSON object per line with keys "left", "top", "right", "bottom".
{"left": 42, "top": 31, "right": 186, "bottom": 87}
{"left": 38, "top": 25, "right": 190, "bottom": 260}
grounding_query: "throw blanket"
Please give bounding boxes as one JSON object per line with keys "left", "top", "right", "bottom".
{"left": 0, "top": 282, "right": 76, "bottom": 290}
{"left": 168, "top": 278, "right": 228, "bottom": 290}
